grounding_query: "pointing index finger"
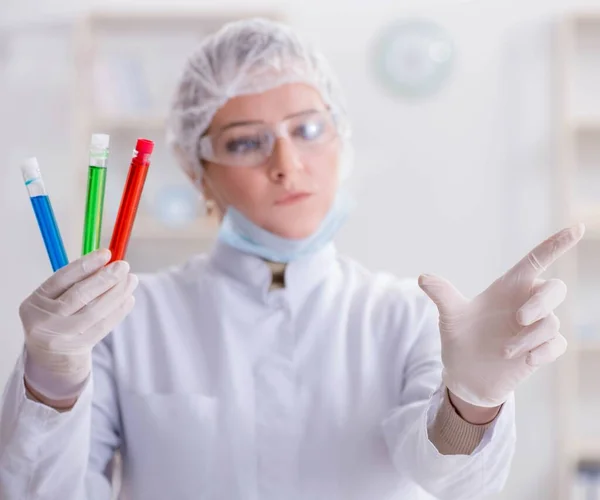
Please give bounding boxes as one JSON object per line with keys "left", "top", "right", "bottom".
{"left": 507, "top": 223, "right": 585, "bottom": 282}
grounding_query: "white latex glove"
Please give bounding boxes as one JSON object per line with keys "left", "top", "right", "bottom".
{"left": 20, "top": 249, "right": 138, "bottom": 401}
{"left": 418, "top": 224, "right": 585, "bottom": 408}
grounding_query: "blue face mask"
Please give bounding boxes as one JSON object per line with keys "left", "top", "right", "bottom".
{"left": 217, "top": 192, "right": 353, "bottom": 263}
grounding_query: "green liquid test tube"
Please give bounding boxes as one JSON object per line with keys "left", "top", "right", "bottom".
{"left": 82, "top": 134, "right": 110, "bottom": 255}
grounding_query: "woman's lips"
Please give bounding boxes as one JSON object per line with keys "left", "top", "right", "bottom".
{"left": 274, "top": 192, "right": 312, "bottom": 205}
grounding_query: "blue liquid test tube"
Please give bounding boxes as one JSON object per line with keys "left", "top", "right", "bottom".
{"left": 21, "top": 157, "right": 69, "bottom": 272}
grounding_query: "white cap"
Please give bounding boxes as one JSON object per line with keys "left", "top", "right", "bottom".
{"left": 20, "top": 157, "right": 41, "bottom": 183}
{"left": 91, "top": 133, "right": 110, "bottom": 150}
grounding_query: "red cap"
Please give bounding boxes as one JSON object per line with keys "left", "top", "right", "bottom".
{"left": 135, "top": 138, "right": 154, "bottom": 155}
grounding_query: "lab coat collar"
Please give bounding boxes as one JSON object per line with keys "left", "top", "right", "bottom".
{"left": 207, "top": 239, "right": 338, "bottom": 304}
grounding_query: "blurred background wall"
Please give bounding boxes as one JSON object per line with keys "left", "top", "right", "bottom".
{"left": 2, "top": 0, "right": 600, "bottom": 498}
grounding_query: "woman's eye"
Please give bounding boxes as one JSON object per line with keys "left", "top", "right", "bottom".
{"left": 225, "top": 137, "right": 263, "bottom": 154}
{"left": 293, "top": 121, "right": 324, "bottom": 141}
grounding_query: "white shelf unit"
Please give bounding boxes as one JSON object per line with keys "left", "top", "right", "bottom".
{"left": 557, "top": 12, "right": 600, "bottom": 499}
{"left": 63, "top": 10, "right": 284, "bottom": 492}
{"left": 69, "top": 9, "right": 282, "bottom": 272}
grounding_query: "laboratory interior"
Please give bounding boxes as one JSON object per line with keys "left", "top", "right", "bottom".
{"left": 1, "top": 0, "right": 600, "bottom": 499}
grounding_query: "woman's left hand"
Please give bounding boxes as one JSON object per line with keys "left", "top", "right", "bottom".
{"left": 418, "top": 224, "right": 585, "bottom": 409}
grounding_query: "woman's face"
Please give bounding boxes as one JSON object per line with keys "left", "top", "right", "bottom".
{"left": 199, "top": 83, "right": 341, "bottom": 240}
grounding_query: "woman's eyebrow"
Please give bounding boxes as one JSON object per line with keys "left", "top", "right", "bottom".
{"left": 217, "top": 108, "right": 321, "bottom": 132}
{"left": 219, "top": 119, "right": 263, "bottom": 131}
{"left": 283, "top": 108, "right": 320, "bottom": 119}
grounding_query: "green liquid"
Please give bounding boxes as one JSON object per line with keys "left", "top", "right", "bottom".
{"left": 82, "top": 165, "right": 107, "bottom": 255}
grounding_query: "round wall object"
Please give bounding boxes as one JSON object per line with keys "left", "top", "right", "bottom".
{"left": 373, "top": 19, "right": 455, "bottom": 98}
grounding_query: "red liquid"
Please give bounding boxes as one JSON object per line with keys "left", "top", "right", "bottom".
{"left": 109, "top": 139, "right": 153, "bottom": 263}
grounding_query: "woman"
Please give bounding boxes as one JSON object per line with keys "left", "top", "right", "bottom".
{"left": 0, "top": 18, "right": 583, "bottom": 500}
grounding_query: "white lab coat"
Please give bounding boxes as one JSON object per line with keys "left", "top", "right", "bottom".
{"left": 0, "top": 241, "right": 516, "bottom": 500}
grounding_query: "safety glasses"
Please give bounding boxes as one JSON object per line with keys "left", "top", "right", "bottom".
{"left": 198, "top": 109, "right": 339, "bottom": 168}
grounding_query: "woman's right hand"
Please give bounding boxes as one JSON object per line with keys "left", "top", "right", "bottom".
{"left": 19, "top": 249, "right": 138, "bottom": 407}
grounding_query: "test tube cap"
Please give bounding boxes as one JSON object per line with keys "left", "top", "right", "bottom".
{"left": 91, "top": 133, "right": 110, "bottom": 150}
{"left": 135, "top": 138, "right": 154, "bottom": 155}
{"left": 20, "top": 157, "right": 41, "bottom": 183}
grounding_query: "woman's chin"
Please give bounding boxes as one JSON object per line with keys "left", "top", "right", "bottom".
{"left": 267, "top": 222, "right": 321, "bottom": 240}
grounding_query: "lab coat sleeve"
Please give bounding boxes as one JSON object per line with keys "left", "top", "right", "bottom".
{"left": 0, "top": 342, "right": 120, "bottom": 500}
{"left": 381, "top": 294, "right": 517, "bottom": 500}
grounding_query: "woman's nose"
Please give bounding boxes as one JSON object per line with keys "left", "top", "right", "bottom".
{"left": 268, "top": 137, "right": 303, "bottom": 185}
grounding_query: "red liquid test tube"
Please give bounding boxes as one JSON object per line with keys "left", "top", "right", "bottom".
{"left": 108, "top": 138, "right": 154, "bottom": 263}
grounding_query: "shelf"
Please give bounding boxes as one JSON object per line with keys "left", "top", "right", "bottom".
{"left": 136, "top": 216, "right": 218, "bottom": 240}
{"left": 572, "top": 206, "right": 600, "bottom": 238}
{"left": 93, "top": 114, "right": 166, "bottom": 131}
{"left": 88, "top": 9, "right": 281, "bottom": 25}
{"left": 573, "top": 339, "right": 600, "bottom": 352}
{"left": 570, "top": 440, "right": 600, "bottom": 462}
{"left": 570, "top": 12, "right": 600, "bottom": 25}
{"left": 570, "top": 118, "right": 600, "bottom": 133}
{"left": 102, "top": 216, "right": 218, "bottom": 243}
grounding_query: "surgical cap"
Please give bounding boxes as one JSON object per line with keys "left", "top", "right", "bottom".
{"left": 166, "top": 17, "right": 352, "bottom": 183}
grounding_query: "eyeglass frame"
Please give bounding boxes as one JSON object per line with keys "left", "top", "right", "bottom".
{"left": 196, "top": 108, "right": 342, "bottom": 168}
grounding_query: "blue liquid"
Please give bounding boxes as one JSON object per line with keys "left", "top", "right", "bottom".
{"left": 30, "top": 195, "right": 69, "bottom": 271}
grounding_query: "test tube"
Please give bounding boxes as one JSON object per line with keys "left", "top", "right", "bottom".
{"left": 21, "top": 157, "right": 69, "bottom": 272}
{"left": 108, "top": 138, "right": 154, "bottom": 263}
{"left": 82, "top": 133, "right": 110, "bottom": 255}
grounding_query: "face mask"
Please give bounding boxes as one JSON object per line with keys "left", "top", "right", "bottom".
{"left": 217, "top": 191, "right": 353, "bottom": 263}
